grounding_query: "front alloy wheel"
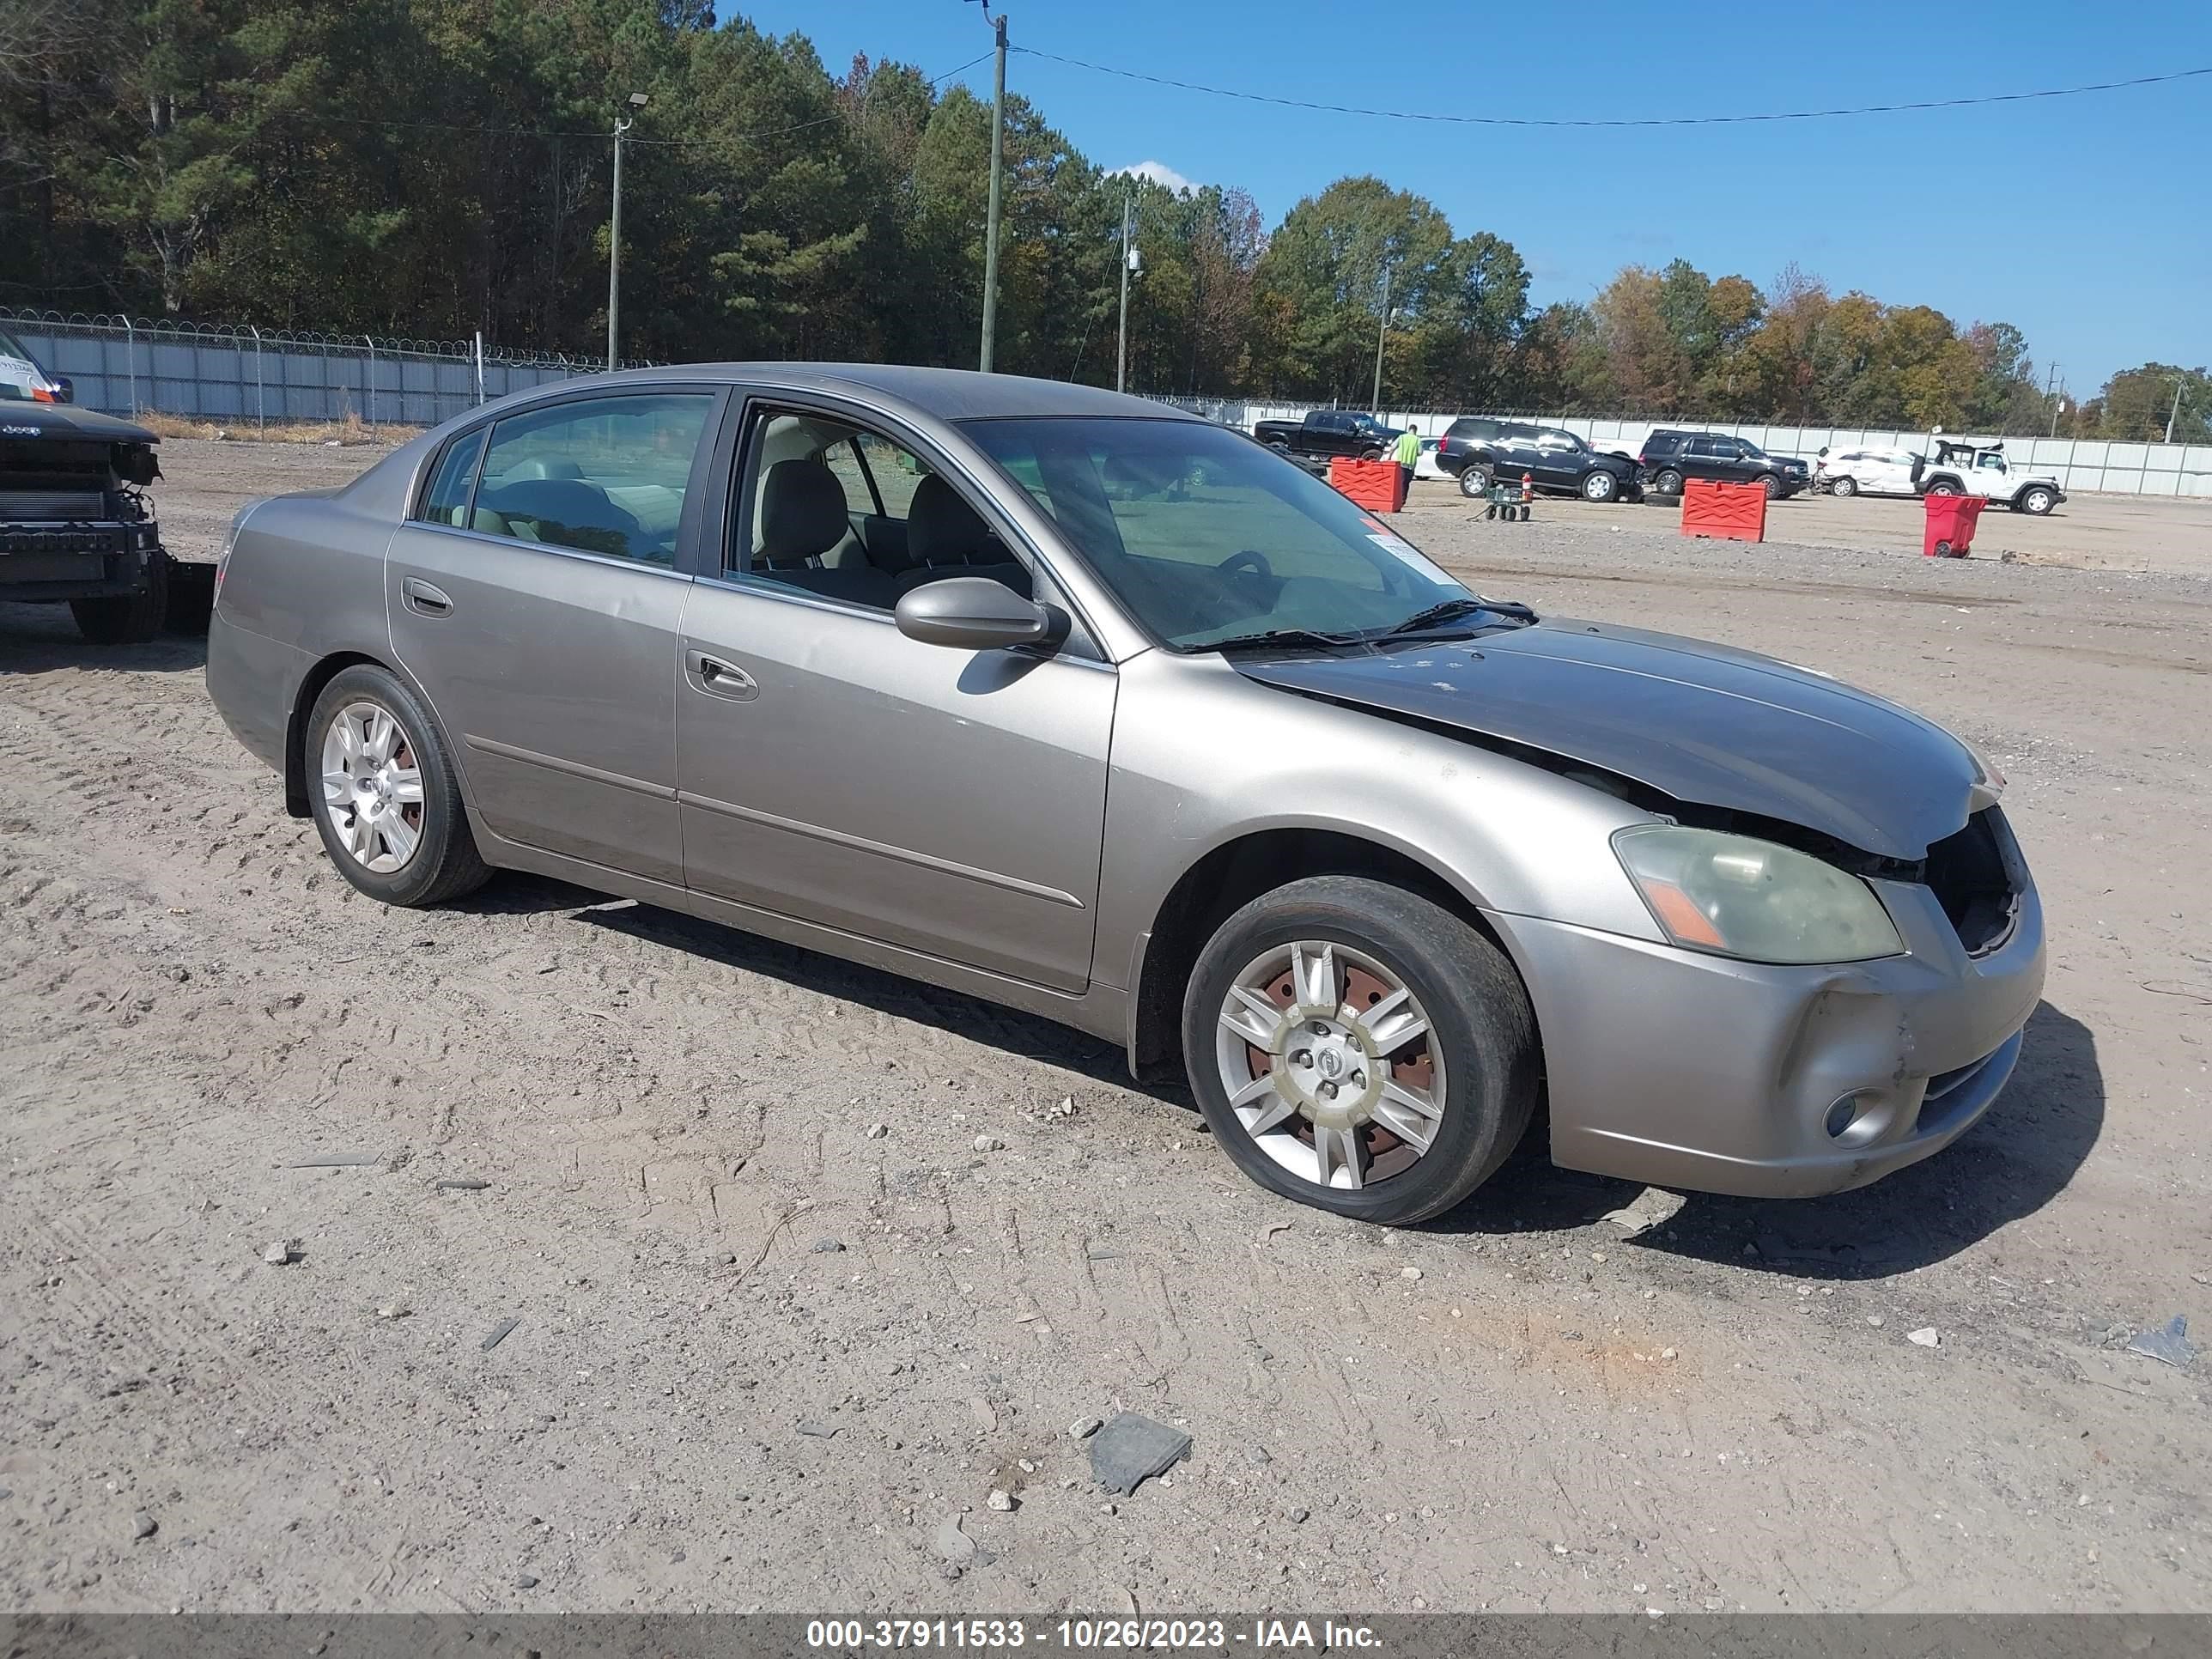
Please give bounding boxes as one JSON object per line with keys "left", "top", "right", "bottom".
{"left": 1829, "top": 475, "right": 1857, "bottom": 498}
{"left": 2020, "top": 486, "right": 2056, "bottom": 514}
{"left": 1214, "top": 940, "right": 1445, "bottom": 1191}
{"left": 1182, "top": 875, "right": 1539, "bottom": 1224}
{"left": 1582, "top": 470, "right": 1619, "bottom": 502}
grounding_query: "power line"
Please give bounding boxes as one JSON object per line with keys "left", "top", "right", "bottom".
{"left": 1014, "top": 46, "right": 2212, "bottom": 128}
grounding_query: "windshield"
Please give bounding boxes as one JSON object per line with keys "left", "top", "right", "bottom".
{"left": 964, "top": 417, "right": 1476, "bottom": 652}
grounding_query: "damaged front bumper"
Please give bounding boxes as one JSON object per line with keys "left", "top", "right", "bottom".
{"left": 1498, "top": 872, "right": 2047, "bottom": 1199}
{"left": 0, "top": 520, "right": 166, "bottom": 602}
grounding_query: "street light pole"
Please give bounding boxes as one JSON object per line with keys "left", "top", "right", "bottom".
{"left": 606, "top": 92, "right": 646, "bottom": 371}
{"left": 2045, "top": 363, "right": 2063, "bottom": 439}
{"left": 1370, "top": 267, "right": 1392, "bottom": 415}
{"left": 979, "top": 9, "right": 1008, "bottom": 372}
{"left": 1115, "top": 193, "right": 1133, "bottom": 394}
{"left": 2167, "top": 377, "right": 2186, "bottom": 444}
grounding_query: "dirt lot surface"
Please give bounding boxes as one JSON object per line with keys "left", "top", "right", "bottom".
{"left": 4, "top": 442, "right": 2209, "bottom": 1615}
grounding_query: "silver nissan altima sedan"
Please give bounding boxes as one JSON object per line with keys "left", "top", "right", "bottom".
{"left": 205, "top": 366, "right": 2045, "bottom": 1224}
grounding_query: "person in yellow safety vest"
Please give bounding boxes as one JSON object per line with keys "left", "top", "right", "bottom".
{"left": 1392, "top": 425, "right": 1420, "bottom": 502}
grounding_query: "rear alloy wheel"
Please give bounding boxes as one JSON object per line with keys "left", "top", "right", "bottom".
{"left": 1457, "top": 462, "right": 1493, "bottom": 498}
{"left": 2019, "top": 486, "right": 2056, "bottom": 515}
{"left": 1652, "top": 467, "right": 1684, "bottom": 497}
{"left": 70, "top": 550, "right": 170, "bottom": 645}
{"left": 1829, "top": 475, "right": 1857, "bottom": 498}
{"left": 1182, "top": 875, "right": 1538, "bottom": 1225}
{"left": 1926, "top": 480, "right": 1962, "bottom": 497}
{"left": 307, "top": 664, "right": 489, "bottom": 908}
{"left": 1581, "top": 470, "right": 1619, "bottom": 502}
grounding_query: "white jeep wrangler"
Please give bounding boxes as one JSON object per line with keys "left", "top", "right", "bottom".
{"left": 1918, "top": 435, "right": 2065, "bottom": 515}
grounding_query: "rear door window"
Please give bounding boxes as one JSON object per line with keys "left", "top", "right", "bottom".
{"left": 473, "top": 393, "right": 713, "bottom": 566}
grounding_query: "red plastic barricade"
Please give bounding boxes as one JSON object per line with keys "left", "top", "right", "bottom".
{"left": 1679, "top": 479, "right": 1766, "bottom": 543}
{"left": 1923, "top": 494, "right": 1988, "bottom": 558}
{"left": 1328, "top": 457, "right": 1407, "bottom": 514}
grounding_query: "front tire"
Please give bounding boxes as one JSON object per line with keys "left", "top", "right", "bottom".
{"left": 1758, "top": 473, "right": 1782, "bottom": 498}
{"left": 70, "top": 550, "right": 169, "bottom": 645}
{"left": 1182, "top": 876, "right": 1539, "bottom": 1225}
{"left": 1581, "top": 470, "right": 1619, "bottom": 502}
{"left": 2019, "top": 486, "right": 2056, "bottom": 515}
{"left": 306, "top": 664, "right": 489, "bottom": 908}
{"left": 1829, "top": 475, "right": 1857, "bottom": 498}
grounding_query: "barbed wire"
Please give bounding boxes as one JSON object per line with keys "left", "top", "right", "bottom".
{"left": 0, "top": 306, "right": 643, "bottom": 369}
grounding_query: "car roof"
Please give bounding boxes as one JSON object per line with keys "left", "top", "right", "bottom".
{"left": 580, "top": 362, "right": 1198, "bottom": 423}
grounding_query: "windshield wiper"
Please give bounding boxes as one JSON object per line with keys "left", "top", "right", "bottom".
{"left": 1201, "top": 626, "right": 1367, "bottom": 654}
{"left": 1376, "top": 597, "right": 1536, "bottom": 638}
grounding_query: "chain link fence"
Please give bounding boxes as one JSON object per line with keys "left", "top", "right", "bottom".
{"left": 0, "top": 308, "right": 647, "bottom": 430}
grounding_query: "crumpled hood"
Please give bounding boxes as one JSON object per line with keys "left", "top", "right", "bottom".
{"left": 0, "top": 402, "right": 161, "bottom": 446}
{"left": 1235, "top": 618, "right": 1988, "bottom": 860}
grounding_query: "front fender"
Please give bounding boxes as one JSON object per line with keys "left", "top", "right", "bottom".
{"left": 1092, "top": 652, "right": 1664, "bottom": 994}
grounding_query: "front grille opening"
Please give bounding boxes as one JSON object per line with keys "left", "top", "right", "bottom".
{"left": 1923, "top": 808, "right": 2017, "bottom": 957}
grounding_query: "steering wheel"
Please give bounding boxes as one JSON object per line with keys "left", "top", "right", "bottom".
{"left": 1218, "top": 550, "right": 1274, "bottom": 581}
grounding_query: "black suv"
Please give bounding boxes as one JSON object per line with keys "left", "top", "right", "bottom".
{"left": 1432, "top": 417, "right": 1641, "bottom": 504}
{"left": 1638, "top": 430, "right": 1811, "bottom": 499}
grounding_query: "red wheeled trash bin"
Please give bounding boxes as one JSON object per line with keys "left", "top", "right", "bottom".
{"left": 1923, "top": 494, "right": 1988, "bottom": 558}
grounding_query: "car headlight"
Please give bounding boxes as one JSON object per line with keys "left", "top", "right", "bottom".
{"left": 1611, "top": 825, "right": 1903, "bottom": 964}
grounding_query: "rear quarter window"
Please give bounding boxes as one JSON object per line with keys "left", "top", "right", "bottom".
{"left": 416, "top": 428, "right": 487, "bottom": 526}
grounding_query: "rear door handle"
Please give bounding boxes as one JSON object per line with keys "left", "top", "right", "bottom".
{"left": 687, "top": 650, "right": 758, "bottom": 702}
{"left": 402, "top": 578, "right": 453, "bottom": 617}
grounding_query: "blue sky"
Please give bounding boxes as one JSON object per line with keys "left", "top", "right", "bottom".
{"left": 741, "top": 0, "right": 2210, "bottom": 400}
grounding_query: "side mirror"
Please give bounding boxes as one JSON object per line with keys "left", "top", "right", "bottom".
{"left": 894, "top": 574, "right": 1063, "bottom": 652}
{"left": 49, "top": 376, "right": 74, "bottom": 404}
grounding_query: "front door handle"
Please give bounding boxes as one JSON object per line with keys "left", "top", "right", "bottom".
{"left": 687, "top": 650, "right": 759, "bottom": 702}
{"left": 402, "top": 577, "right": 453, "bottom": 617}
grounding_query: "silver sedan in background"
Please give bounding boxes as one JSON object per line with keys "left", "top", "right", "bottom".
{"left": 206, "top": 367, "right": 2045, "bottom": 1224}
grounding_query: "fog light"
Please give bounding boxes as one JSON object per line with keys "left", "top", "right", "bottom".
{"left": 1824, "top": 1091, "right": 1887, "bottom": 1146}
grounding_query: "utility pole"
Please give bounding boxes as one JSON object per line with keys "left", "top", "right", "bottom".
{"left": 606, "top": 92, "right": 647, "bottom": 371}
{"left": 2045, "top": 362, "right": 2063, "bottom": 439}
{"left": 1115, "top": 193, "right": 1134, "bottom": 393}
{"left": 2167, "top": 377, "right": 2187, "bottom": 444}
{"left": 1370, "top": 266, "right": 1392, "bottom": 415}
{"left": 979, "top": 8, "right": 1009, "bottom": 373}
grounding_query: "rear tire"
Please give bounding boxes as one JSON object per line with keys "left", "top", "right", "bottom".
{"left": 305, "top": 664, "right": 490, "bottom": 908}
{"left": 1181, "top": 875, "right": 1540, "bottom": 1226}
{"left": 1457, "top": 462, "right": 1493, "bottom": 498}
{"left": 1926, "top": 479, "right": 1962, "bottom": 497}
{"left": 70, "top": 550, "right": 169, "bottom": 645}
{"left": 1652, "top": 467, "right": 1684, "bottom": 496}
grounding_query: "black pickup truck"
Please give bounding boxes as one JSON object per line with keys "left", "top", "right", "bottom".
{"left": 0, "top": 400, "right": 177, "bottom": 642}
{"left": 1252, "top": 408, "right": 1403, "bottom": 464}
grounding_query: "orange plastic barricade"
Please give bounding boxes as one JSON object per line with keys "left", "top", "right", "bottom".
{"left": 1679, "top": 478, "right": 1766, "bottom": 543}
{"left": 1923, "top": 494, "right": 1988, "bottom": 557}
{"left": 1328, "top": 458, "right": 1407, "bottom": 514}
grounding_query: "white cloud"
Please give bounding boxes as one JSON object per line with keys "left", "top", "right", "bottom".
{"left": 1110, "top": 160, "right": 1198, "bottom": 195}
